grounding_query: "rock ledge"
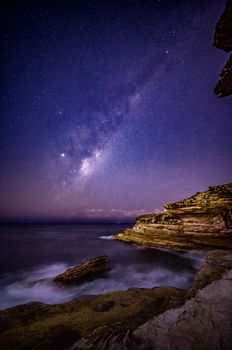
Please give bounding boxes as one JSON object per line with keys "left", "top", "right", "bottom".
{"left": 114, "top": 183, "right": 232, "bottom": 250}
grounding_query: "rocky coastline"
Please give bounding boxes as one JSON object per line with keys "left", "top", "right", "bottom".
{"left": 214, "top": 0, "right": 232, "bottom": 97}
{"left": 0, "top": 183, "right": 232, "bottom": 349}
{"left": 1, "top": 249, "right": 232, "bottom": 349}
{"left": 114, "top": 183, "right": 232, "bottom": 250}
{"left": 0, "top": 1, "right": 231, "bottom": 349}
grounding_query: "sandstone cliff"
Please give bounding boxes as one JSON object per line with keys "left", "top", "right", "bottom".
{"left": 114, "top": 183, "right": 232, "bottom": 250}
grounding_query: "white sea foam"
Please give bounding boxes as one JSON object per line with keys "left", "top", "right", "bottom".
{"left": 99, "top": 235, "right": 114, "bottom": 240}
{"left": 0, "top": 263, "right": 77, "bottom": 309}
{"left": 0, "top": 223, "right": 206, "bottom": 310}
{"left": 0, "top": 260, "right": 197, "bottom": 310}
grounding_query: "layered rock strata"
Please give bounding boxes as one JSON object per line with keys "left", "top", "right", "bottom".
{"left": 114, "top": 183, "right": 232, "bottom": 249}
{"left": 54, "top": 256, "right": 111, "bottom": 284}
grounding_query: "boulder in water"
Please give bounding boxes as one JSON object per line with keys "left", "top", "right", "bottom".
{"left": 54, "top": 256, "right": 111, "bottom": 285}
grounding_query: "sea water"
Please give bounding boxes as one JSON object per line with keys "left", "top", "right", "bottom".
{"left": 0, "top": 224, "right": 204, "bottom": 310}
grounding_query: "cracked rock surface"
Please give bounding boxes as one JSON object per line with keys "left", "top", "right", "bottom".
{"left": 134, "top": 268, "right": 232, "bottom": 350}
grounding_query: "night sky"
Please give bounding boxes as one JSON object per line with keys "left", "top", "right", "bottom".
{"left": 0, "top": 0, "right": 231, "bottom": 222}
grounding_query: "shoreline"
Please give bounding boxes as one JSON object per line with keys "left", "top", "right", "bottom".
{"left": 0, "top": 248, "right": 231, "bottom": 349}
{"left": 1, "top": 184, "right": 232, "bottom": 348}
{"left": 114, "top": 183, "right": 232, "bottom": 250}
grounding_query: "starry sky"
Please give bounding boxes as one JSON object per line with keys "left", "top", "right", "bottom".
{"left": 0, "top": 0, "right": 231, "bottom": 223}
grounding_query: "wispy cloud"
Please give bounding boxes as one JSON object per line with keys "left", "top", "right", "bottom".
{"left": 83, "top": 208, "right": 159, "bottom": 219}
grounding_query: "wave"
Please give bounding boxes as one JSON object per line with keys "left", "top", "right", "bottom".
{"left": 99, "top": 235, "right": 114, "bottom": 240}
{"left": 0, "top": 259, "right": 198, "bottom": 310}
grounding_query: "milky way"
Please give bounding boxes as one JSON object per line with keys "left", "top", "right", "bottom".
{"left": 0, "top": 0, "right": 231, "bottom": 222}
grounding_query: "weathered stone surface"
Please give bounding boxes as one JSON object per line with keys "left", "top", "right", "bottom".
{"left": 114, "top": 183, "right": 232, "bottom": 250}
{"left": 54, "top": 256, "right": 111, "bottom": 284}
{"left": 214, "top": 0, "right": 232, "bottom": 97}
{"left": 187, "top": 249, "right": 232, "bottom": 297}
{"left": 0, "top": 287, "right": 185, "bottom": 350}
{"left": 134, "top": 268, "right": 232, "bottom": 350}
{"left": 69, "top": 326, "right": 145, "bottom": 350}
{"left": 164, "top": 183, "right": 232, "bottom": 214}
{"left": 69, "top": 250, "right": 232, "bottom": 350}
{"left": 1, "top": 250, "right": 232, "bottom": 350}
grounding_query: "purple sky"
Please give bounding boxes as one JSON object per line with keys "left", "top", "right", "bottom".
{"left": 0, "top": 0, "right": 231, "bottom": 222}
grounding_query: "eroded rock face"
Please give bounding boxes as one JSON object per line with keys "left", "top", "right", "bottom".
{"left": 1, "top": 250, "right": 232, "bottom": 350}
{"left": 214, "top": 0, "right": 232, "bottom": 97}
{"left": 69, "top": 326, "right": 144, "bottom": 350}
{"left": 187, "top": 249, "right": 232, "bottom": 297}
{"left": 114, "top": 183, "right": 232, "bottom": 249}
{"left": 54, "top": 256, "right": 111, "bottom": 284}
{"left": 134, "top": 269, "right": 232, "bottom": 350}
{"left": 67, "top": 250, "right": 232, "bottom": 350}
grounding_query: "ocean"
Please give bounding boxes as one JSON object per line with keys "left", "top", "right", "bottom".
{"left": 0, "top": 224, "right": 204, "bottom": 310}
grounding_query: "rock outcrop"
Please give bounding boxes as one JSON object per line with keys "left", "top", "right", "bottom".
{"left": 1, "top": 250, "right": 232, "bottom": 350}
{"left": 54, "top": 256, "right": 111, "bottom": 284}
{"left": 114, "top": 183, "right": 232, "bottom": 250}
{"left": 187, "top": 249, "right": 232, "bottom": 298}
{"left": 134, "top": 255, "right": 232, "bottom": 350}
{"left": 214, "top": 0, "right": 232, "bottom": 53}
{"left": 214, "top": 0, "right": 232, "bottom": 97}
{"left": 69, "top": 326, "right": 140, "bottom": 350}
{"left": 0, "top": 287, "right": 185, "bottom": 350}
{"left": 214, "top": 54, "right": 232, "bottom": 97}
{"left": 69, "top": 250, "right": 232, "bottom": 350}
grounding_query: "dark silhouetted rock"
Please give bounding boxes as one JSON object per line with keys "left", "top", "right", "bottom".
{"left": 214, "top": 54, "right": 232, "bottom": 97}
{"left": 54, "top": 256, "right": 111, "bottom": 284}
{"left": 114, "top": 183, "right": 232, "bottom": 249}
{"left": 214, "top": 0, "right": 232, "bottom": 97}
{"left": 214, "top": 0, "right": 232, "bottom": 52}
